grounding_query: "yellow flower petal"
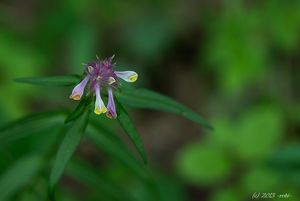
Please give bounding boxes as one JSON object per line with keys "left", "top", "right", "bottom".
{"left": 94, "top": 106, "right": 107, "bottom": 115}
{"left": 129, "top": 74, "right": 138, "bottom": 82}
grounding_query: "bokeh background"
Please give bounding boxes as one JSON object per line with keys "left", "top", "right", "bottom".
{"left": 0, "top": 0, "right": 300, "bottom": 201}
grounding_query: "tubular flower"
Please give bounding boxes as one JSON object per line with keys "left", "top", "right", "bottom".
{"left": 69, "top": 75, "right": 90, "bottom": 100}
{"left": 106, "top": 87, "right": 117, "bottom": 119}
{"left": 69, "top": 55, "right": 138, "bottom": 118}
{"left": 94, "top": 83, "right": 107, "bottom": 115}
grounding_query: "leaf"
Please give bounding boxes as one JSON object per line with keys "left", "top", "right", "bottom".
{"left": 89, "top": 116, "right": 127, "bottom": 148}
{"left": 269, "top": 144, "right": 300, "bottom": 170}
{"left": 241, "top": 167, "right": 280, "bottom": 192}
{"left": 67, "top": 160, "right": 137, "bottom": 201}
{"left": 0, "top": 155, "right": 44, "bottom": 201}
{"left": 115, "top": 89, "right": 213, "bottom": 130}
{"left": 65, "top": 97, "right": 92, "bottom": 123}
{"left": 49, "top": 107, "right": 90, "bottom": 198}
{"left": 117, "top": 103, "right": 147, "bottom": 164}
{"left": 87, "top": 125, "right": 149, "bottom": 180}
{"left": 176, "top": 143, "right": 232, "bottom": 185}
{"left": 234, "top": 106, "right": 283, "bottom": 160}
{"left": 210, "top": 188, "right": 240, "bottom": 201}
{"left": 0, "top": 111, "right": 65, "bottom": 145}
{"left": 14, "top": 75, "right": 81, "bottom": 87}
{"left": 268, "top": 144, "right": 300, "bottom": 183}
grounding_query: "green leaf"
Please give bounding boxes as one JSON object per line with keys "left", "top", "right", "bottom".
{"left": 115, "top": 89, "right": 213, "bottom": 130}
{"left": 14, "top": 75, "right": 81, "bottom": 87}
{"left": 268, "top": 144, "right": 300, "bottom": 185}
{"left": 234, "top": 106, "right": 283, "bottom": 160}
{"left": 49, "top": 107, "right": 90, "bottom": 198}
{"left": 67, "top": 160, "right": 137, "bottom": 201}
{"left": 117, "top": 103, "right": 147, "bottom": 164}
{"left": 240, "top": 167, "right": 280, "bottom": 192}
{"left": 65, "top": 97, "right": 92, "bottom": 123}
{"left": 269, "top": 144, "right": 300, "bottom": 170}
{"left": 210, "top": 188, "right": 241, "bottom": 201}
{"left": 0, "top": 111, "right": 65, "bottom": 145}
{"left": 87, "top": 124, "right": 149, "bottom": 180}
{"left": 176, "top": 143, "right": 232, "bottom": 185}
{"left": 0, "top": 155, "right": 44, "bottom": 201}
{"left": 89, "top": 116, "right": 127, "bottom": 148}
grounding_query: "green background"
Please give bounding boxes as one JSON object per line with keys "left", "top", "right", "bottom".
{"left": 0, "top": 0, "right": 299, "bottom": 200}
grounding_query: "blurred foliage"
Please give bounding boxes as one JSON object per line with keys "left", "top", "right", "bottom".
{"left": 0, "top": 0, "right": 300, "bottom": 201}
{"left": 176, "top": 142, "right": 232, "bottom": 185}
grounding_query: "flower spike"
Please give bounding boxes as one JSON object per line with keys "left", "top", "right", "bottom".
{"left": 115, "top": 71, "right": 138, "bottom": 82}
{"left": 69, "top": 75, "right": 90, "bottom": 100}
{"left": 69, "top": 55, "right": 138, "bottom": 119}
{"left": 94, "top": 83, "right": 107, "bottom": 115}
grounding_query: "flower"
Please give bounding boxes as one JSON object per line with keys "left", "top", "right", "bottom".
{"left": 69, "top": 75, "right": 90, "bottom": 100}
{"left": 69, "top": 55, "right": 138, "bottom": 119}
{"left": 94, "top": 83, "right": 107, "bottom": 115}
{"left": 106, "top": 87, "right": 117, "bottom": 119}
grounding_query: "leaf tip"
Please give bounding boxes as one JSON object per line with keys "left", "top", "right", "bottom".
{"left": 206, "top": 123, "right": 214, "bottom": 131}
{"left": 13, "top": 77, "right": 24, "bottom": 83}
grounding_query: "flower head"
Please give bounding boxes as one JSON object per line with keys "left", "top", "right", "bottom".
{"left": 69, "top": 55, "right": 138, "bottom": 119}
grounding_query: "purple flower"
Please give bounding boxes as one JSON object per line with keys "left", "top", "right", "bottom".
{"left": 69, "top": 55, "right": 138, "bottom": 119}
{"left": 106, "top": 88, "right": 117, "bottom": 119}
{"left": 69, "top": 75, "right": 90, "bottom": 100}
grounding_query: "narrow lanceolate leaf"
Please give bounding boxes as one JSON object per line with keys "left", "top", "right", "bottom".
{"left": 117, "top": 103, "right": 147, "bottom": 164}
{"left": 65, "top": 97, "right": 92, "bottom": 123}
{"left": 49, "top": 107, "right": 90, "bottom": 197}
{"left": 87, "top": 122, "right": 149, "bottom": 179}
{"left": 14, "top": 75, "right": 81, "bottom": 87}
{"left": 115, "top": 89, "right": 213, "bottom": 130}
{"left": 0, "top": 155, "right": 44, "bottom": 201}
{"left": 0, "top": 111, "right": 65, "bottom": 145}
{"left": 67, "top": 160, "right": 137, "bottom": 201}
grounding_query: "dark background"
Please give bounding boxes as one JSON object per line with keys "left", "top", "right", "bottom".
{"left": 0, "top": 0, "right": 300, "bottom": 201}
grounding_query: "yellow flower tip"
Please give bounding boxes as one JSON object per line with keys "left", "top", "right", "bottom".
{"left": 129, "top": 74, "right": 138, "bottom": 82}
{"left": 94, "top": 106, "right": 107, "bottom": 115}
{"left": 70, "top": 94, "right": 81, "bottom": 101}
